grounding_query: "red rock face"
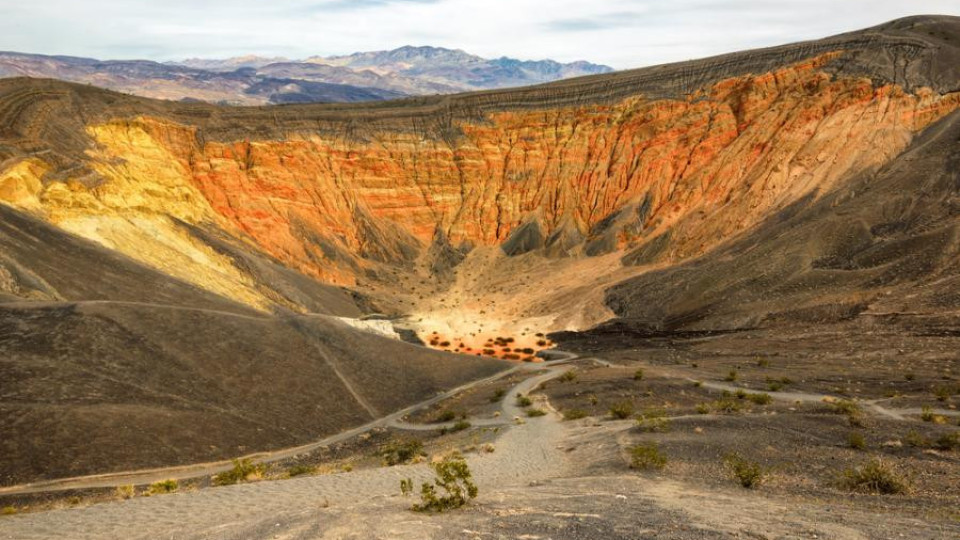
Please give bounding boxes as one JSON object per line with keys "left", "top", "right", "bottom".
{"left": 71, "top": 54, "right": 960, "bottom": 288}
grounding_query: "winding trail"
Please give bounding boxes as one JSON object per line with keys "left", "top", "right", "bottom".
{"left": 0, "top": 356, "right": 577, "bottom": 540}
{"left": 657, "top": 367, "right": 960, "bottom": 421}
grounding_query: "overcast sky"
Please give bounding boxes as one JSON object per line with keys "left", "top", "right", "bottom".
{"left": 2, "top": 1, "right": 959, "bottom": 69}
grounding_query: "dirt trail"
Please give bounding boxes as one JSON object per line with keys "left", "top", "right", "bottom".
{"left": 650, "top": 365, "right": 959, "bottom": 421}
{"left": 0, "top": 360, "right": 575, "bottom": 540}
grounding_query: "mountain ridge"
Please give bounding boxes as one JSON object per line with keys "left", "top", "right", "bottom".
{"left": 0, "top": 46, "right": 613, "bottom": 105}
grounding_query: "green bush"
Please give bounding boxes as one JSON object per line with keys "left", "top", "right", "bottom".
{"left": 933, "top": 385, "right": 955, "bottom": 402}
{"left": 489, "top": 389, "right": 506, "bottom": 403}
{"left": 380, "top": 439, "right": 425, "bottom": 466}
{"left": 609, "top": 401, "right": 634, "bottom": 419}
{"left": 724, "top": 370, "right": 738, "bottom": 382}
{"left": 904, "top": 430, "right": 926, "bottom": 449}
{"left": 847, "top": 432, "right": 866, "bottom": 450}
{"left": 400, "top": 477, "right": 414, "bottom": 496}
{"left": 563, "top": 409, "right": 588, "bottom": 420}
{"left": 213, "top": 458, "right": 264, "bottom": 486}
{"left": 287, "top": 464, "right": 316, "bottom": 477}
{"left": 629, "top": 443, "right": 667, "bottom": 470}
{"left": 558, "top": 370, "right": 577, "bottom": 383}
{"left": 695, "top": 402, "right": 711, "bottom": 414}
{"left": 412, "top": 454, "right": 478, "bottom": 512}
{"left": 829, "top": 400, "right": 861, "bottom": 416}
{"left": 633, "top": 369, "right": 645, "bottom": 381}
{"left": 711, "top": 398, "right": 744, "bottom": 414}
{"left": 516, "top": 395, "right": 533, "bottom": 407}
{"left": 839, "top": 458, "right": 910, "bottom": 494}
{"left": 434, "top": 410, "right": 458, "bottom": 423}
{"left": 526, "top": 408, "right": 547, "bottom": 417}
{"left": 2, "top": 506, "right": 17, "bottom": 516}
{"left": 724, "top": 454, "right": 764, "bottom": 488}
{"left": 933, "top": 431, "right": 959, "bottom": 451}
{"left": 636, "top": 408, "right": 671, "bottom": 433}
{"left": 746, "top": 393, "right": 773, "bottom": 405}
{"left": 148, "top": 479, "right": 179, "bottom": 494}
{"left": 450, "top": 420, "right": 471, "bottom": 433}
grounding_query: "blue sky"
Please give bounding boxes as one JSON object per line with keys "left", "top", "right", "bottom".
{"left": 2, "top": 1, "right": 959, "bottom": 68}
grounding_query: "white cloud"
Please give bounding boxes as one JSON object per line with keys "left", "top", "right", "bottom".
{"left": 0, "top": 0, "right": 958, "bottom": 68}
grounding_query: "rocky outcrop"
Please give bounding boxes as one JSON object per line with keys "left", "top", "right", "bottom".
{"left": 0, "top": 16, "right": 959, "bottom": 313}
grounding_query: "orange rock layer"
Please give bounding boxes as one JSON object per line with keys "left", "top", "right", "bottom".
{"left": 3, "top": 54, "right": 959, "bottom": 305}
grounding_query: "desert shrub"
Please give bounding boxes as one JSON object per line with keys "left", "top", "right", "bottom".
{"left": 933, "top": 385, "right": 955, "bottom": 402}
{"left": 434, "top": 410, "right": 457, "bottom": 423}
{"left": 839, "top": 458, "right": 910, "bottom": 494}
{"left": 904, "top": 372, "right": 916, "bottom": 381}
{"left": 287, "top": 464, "right": 316, "bottom": 477}
{"left": 515, "top": 395, "right": 533, "bottom": 407}
{"left": 756, "top": 358, "right": 770, "bottom": 368}
{"left": 636, "top": 408, "right": 671, "bottom": 433}
{"left": 919, "top": 406, "right": 947, "bottom": 423}
{"left": 609, "top": 401, "right": 635, "bottom": 419}
{"left": 536, "top": 340, "right": 547, "bottom": 347}
{"left": 558, "top": 370, "right": 577, "bottom": 383}
{"left": 2, "top": 506, "right": 16, "bottom": 516}
{"left": 449, "top": 420, "right": 471, "bottom": 433}
{"left": 213, "top": 458, "right": 264, "bottom": 486}
{"left": 563, "top": 409, "right": 588, "bottom": 420}
{"left": 692, "top": 380, "right": 703, "bottom": 388}
{"left": 629, "top": 443, "right": 667, "bottom": 470}
{"left": 711, "top": 398, "right": 744, "bottom": 414}
{"left": 633, "top": 369, "right": 645, "bottom": 381}
{"left": 490, "top": 389, "right": 506, "bottom": 403}
{"left": 115, "top": 484, "right": 135, "bottom": 499}
{"left": 412, "top": 454, "right": 478, "bottom": 512}
{"left": 380, "top": 439, "right": 425, "bottom": 466}
{"left": 847, "top": 432, "right": 866, "bottom": 450}
{"left": 724, "top": 370, "right": 739, "bottom": 382}
{"left": 904, "top": 430, "right": 929, "bottom": 448}
{"left": 695, "top": 402, "right": 711, "bottom": 414}
{"left": 400, "top": 477, "right": 414, "bottom": 496}
{"left": 766, "top": 376, "right": 791, "bottom": 391}
{"left": 526, "top": 408, "right": 547, "bottom": 417}
{"left": 829, "top": 399, "right": 864, "bottom": 425}
{"left": 933, "top": 431, "right": 959, "bottom": 451}
{"left": 829, "top": 399, "right": 861, "bottom": 416}
{"left": 588, "top": 395, "right": 599, "bottom": 405}
{"left": 746, "top": 393, "right": 773, "bottom": 405}
{"left": 735, "top": 389, "right": 747, "bottom": 399}
{"left": 724, "top": 454, "right": 764, "bottom": 489}
{"left": 148, "top": 479, "right": 179, "bottom": 494}
{"left": 503, "top": 353, "right": 521, "bottom": 360}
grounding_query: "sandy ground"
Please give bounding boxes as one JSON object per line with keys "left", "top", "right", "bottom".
{"left": 397, "top": 247, "right": 645, "bottom": 358}
{"left": 3, "top": 352, "right": 958, "bottom": 539}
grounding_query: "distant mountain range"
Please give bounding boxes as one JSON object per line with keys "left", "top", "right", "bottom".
{"left": 0, "top": 46, "right": 613, "bottom": 105}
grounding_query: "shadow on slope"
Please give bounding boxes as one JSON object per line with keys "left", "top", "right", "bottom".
{"left": 0, "top": 206, "right": 507, "bottom": 486}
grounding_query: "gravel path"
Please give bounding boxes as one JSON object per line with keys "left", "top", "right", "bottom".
{"left": 0, "top": 363, "right": 574, "bottom": 540}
